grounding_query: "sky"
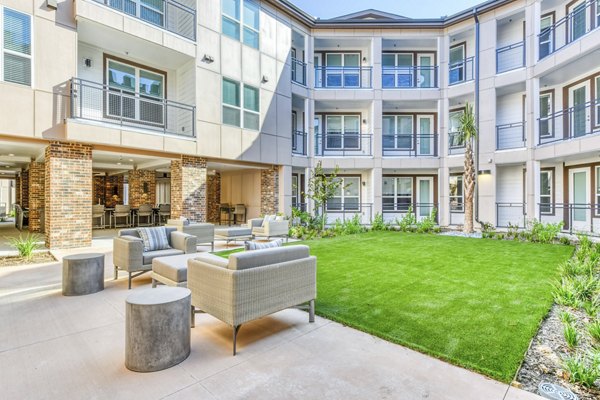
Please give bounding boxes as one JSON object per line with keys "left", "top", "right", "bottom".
{"left": 289, "top": 0, "right": 484, "bottom": 20}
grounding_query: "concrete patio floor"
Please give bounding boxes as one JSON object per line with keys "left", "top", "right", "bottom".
{"left": 0, "top": 240, "right": 543, "bottom": 400}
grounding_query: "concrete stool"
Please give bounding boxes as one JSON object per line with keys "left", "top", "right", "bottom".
{"left": 125, "top": 287, "right": 191, "bottom": 372}
{"left": 62, "top": 253, "right": 105, "bottom": 296}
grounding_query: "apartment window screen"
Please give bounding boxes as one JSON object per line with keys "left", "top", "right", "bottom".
{"left": 328, "top": 177, "right": 360, "bottom": 211}
{"left": 222, "top": 0, "right": 259, "bottom": 49}
{"left": 222, "top": 78, "right": 259, "bottom": 130}
{"left": 540, "top": 170, "right": 553, "bottom": 214}
{"left": 2, "top": 8, "right": 32, "bottom": 86}
{"left": 449, "top": 175, "right": 464, "bottom": 212}
{"left": 382, "top": 177, "right": 412, "bottom": 212}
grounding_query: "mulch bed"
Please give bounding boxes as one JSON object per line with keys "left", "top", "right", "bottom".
{"left": 0, "top": 252, "right": 57, "bottom": 267}
{"left": 515, "top": 304, "right": 600, "bottom": 400}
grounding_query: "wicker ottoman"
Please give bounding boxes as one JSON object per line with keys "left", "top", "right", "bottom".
{"left": 125, "top": 287, "right": 191, "bottom": 372}
{"left": 151, "top": 253, "right": 204, "bottom": 287}
{"left": 214, "top": 227, "right": 252, "bottom": 244}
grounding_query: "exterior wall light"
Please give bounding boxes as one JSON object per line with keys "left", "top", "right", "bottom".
{"left": 478, "top": 170, "right": 491, "bottom": 175}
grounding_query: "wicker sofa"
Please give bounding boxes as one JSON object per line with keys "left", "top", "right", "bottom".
{"left": 166, "top": 219, "right": 215, "bottom": 251}
{"left": 188, "top": 245, "right": 316, "bottom": 355}
{"left": 248, "top": 216, "right": 289, "bottom": 240}
{"left": 113, "top": 227, "right": 197, "bottom": 289}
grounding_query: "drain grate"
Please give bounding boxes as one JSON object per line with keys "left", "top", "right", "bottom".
{"left": 538, "top": 382, "right": 579, "bottom": 400}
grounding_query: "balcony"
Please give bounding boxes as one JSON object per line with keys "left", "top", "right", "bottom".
{"left": 292, "top": 130, "right": 308, "bottom": 156}
{"left": 448, "top": 131, "right": 465, "bottom": 155}
{"left": 314, "top": 67, "right": 373, "bottom": 89}
{"left": 382, "top": 134, "right": 438, "bottom": 157}
{"left": 496, "top": 202, "right": 527, "bottom": 228}
{"left": 315, "top": 133, "right": 372, "bottom": 156}
{"left": 325, "top": 202, "right": 373, "bottom": 224}
{"left": 291, "top": 58, "right": 307, "bottom": 86}
{"left": 382, "top": 202, "right": 439, "bottom": 223}
{"left": 382, "top": 66, "right": 438, "bottom": 89}
{"left": 91, "top": 0, "right": 196, "bottom": 40}
{"left": 70, "top": 77, "right": 195, "bottom": 138}
{"left": 496, "top": 122, "right": 525, "bottom": 150}
{"left": 538, "top": 0, "right": 599, "bottom": 59}
{"left": 448, "top": 57, "right": 474, "bottom": 85}
{"left": 538, "top": 203, "right": 597, "bottom": 234}
{"left": 496, "top": 41, "right": 525, "bottom": 73}
{"left": 538, "top": 100, "right": 599, "bottom": 145}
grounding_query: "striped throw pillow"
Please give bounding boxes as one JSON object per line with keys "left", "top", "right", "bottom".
{"left": 137, "top": 227, "right": 171, "bottom": 252}
{"left": 244, "top": 239, "right": 283, "bottom": 251}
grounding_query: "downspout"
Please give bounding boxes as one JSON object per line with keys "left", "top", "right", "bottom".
{"left": 473, "top": 7, "right": 481, "bottom": 225}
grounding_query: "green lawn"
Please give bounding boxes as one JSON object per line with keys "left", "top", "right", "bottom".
{"left": 219, "top": 231, "right": 573, "bottom": 381}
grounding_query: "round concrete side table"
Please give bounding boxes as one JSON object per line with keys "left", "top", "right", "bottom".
{"left": 62, "top": 253, "right": 105, "bottom": 296}
{"left": 125, "top": 287, "right": 191, "bottom": 372}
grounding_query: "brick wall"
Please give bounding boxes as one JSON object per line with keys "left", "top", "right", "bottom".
{"left": 129, "top": 169, "right": 156, "bottom": 207}
{"left": 206, "top": 172, "right": 221, "bottom": 223}
{"left": 45, "top": 142, "right": 93, "bottom": 249}
{"left": 15, "top": 174, "right": 21, "bottom": 205}
{"left": 28, "top": 162, "right": 45, "bottom": 233}
{"left": 170, "top": 156, "right": 207, "bottom": 222}
{"left": 20, "top": 169, "right": 29, "bottom": 209}
{"left": 260, "top": 166, "right": 279, "bottom": 215}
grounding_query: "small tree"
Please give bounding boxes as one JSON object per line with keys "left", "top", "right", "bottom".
{"left": 306, "top": 161, "right": 347, "bottom": 231}
{"left": 459, "top": 102, "right": 477, "bottom": 233}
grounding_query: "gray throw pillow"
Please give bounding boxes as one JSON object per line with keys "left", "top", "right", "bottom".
{"left": 244, "top": 239, "right": 283, "bottom": 251}
{"left": 137, "top": 227, "right": 171, "bottom": 252}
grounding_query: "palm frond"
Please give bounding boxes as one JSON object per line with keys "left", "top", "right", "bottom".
{"left": 458, "top": 102, "right": 477, "bottom": 143}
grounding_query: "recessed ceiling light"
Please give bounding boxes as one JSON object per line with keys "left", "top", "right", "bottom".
{"left": 128, "top": 159, "right": 133, "bottom": 162}
{"left": 117, "top": 162, "right": 122, "bottom": 165}
{"left": 8, "top": 153, "right": 14, "bottom": 156}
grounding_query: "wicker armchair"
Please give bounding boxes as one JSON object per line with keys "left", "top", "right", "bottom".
{"left": 188, "top": 245, "right": 316, "bottom": 355}
{"left": 248, "top": 217, "right": 289, "bottom": 240}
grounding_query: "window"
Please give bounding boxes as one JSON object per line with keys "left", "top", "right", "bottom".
{"left": 106, "top": 58, "right": 165, "bottom": 125}
{"left": 382, "top": 53, "right": 413, "bottom": 88}
{"left": 222, "top": 78, "right": 259, "bottom": 130}
{"left": 328, "top": 177, "right": 360, "bottom": 211}
{"left": 449, "top": 175, "right": 464, "bottom": 212}
{"left": 449, "top": 44, "right": 465, "bottom": 84}
{"left": 596, "top": 167, "right": 600, "bottom": 214}
{"left": 2, "top": 8, "right": 32, "bottom": 86}
{"left": 449, "top": 110, "right": 464, "bottom": 148}
{"left": 383, "top": 177, "right": 412, "bottom": 212}
{"left": 540, "top": 170, "right": 553, "bottom": 214}
{"left": 222, "top": 0, "right": 259, "bottom": 49}
{"left": 325, "top": 115, "right": 360, "bottom": 149}
{"left": 539, "top": 14, "right": 554, "bottom": 58}
{"left": 596, "top": 76, "right": 600, "bottom": 126}
{"left": 383, "top": 115, "right": 413, "bottom": 150}
{"left": 292, "top": 174, "right": 299, "bottom": 207}
{"left": 324, "top": 53, "right": 360, "bottom": 87}
{"left": 539, "top": 93, "right": 553, "bottom": 137}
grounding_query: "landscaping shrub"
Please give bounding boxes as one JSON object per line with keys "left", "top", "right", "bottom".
{"left": 396, "top": 206, "right": 417, "bottom": 232}
{"left": 560, "top": 311, "right": 575, "bottom": 324}
{"left": 370, "top": 212, "right": 389, "bottom": 231}
{"left": 481, "top": 222, "right": 496, "bottom": 239}
{"left": 416, "top": 208, "right": 437, "bottom": 234}
{"left": 527, "top": 219, "right": 563, "bottom": 244}
{"left": 562, "top": 355, "right": 600, "bottom": 387}
{"left": 587, "top": 320, "right": 600, "bottom": 344}
{"left": 563, "top": 322, "right": 579, "bottom": 349}
{"left": 9, "top": 234, "right": 41, "bottom": 261}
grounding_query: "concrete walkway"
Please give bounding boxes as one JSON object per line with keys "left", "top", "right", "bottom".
{"left": 0, "top": 248, "right": 542, "bottom": 400}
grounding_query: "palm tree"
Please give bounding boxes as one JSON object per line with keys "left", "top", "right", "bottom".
{"left": 459, "top": 102, "right": 477, "bottom": 233}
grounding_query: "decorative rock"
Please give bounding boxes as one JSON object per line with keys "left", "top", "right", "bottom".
{"left": 125, "top": 287, "right": 191, "bottom": 372}
{"left": 62, "top": 253, "right": 105, "bottom": 296}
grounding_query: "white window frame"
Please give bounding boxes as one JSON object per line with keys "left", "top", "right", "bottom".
{"left": 449, "top": 175, "right": 464, "bottom": 212}
{"left": 382, "top": 176, "right": 413, "bottom": 212}
{"left": 595, "top": 76, "right": 600, "bottom": 127}
{"left": 539, "top": 14, "right": 554, "bottom": 58}
{"left": 383, "top": 114, "right": 414, "bottom": 150}
{"left": 221, "top": 77, "right": 260, "bottom": 130}
{"left": 328, "top": 176, "right": 360, "bottom": 211}
{"left": 222, "top": 0, "right": 260, "bottom": 49}
{"left": 540, "top": 170, "right": 553, "bottom": 215}
{"left": 1, "top": 7, "right": 33, "bottom": 87}
{"left": 449, "top": 110, "right": 465, "bottom": 148}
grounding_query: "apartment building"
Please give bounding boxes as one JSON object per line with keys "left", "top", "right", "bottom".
{"left": 0, "top": 0, "right": 599, "bottom": 248}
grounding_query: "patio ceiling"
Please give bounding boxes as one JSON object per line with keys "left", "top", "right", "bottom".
{"left": 92, "top": 150, "right": 174, "bottom": 174}
{"left": 0, "top": 139, "right": 46, "bottom": 178}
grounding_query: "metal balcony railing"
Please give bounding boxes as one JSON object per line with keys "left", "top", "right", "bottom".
{"left": 496, "top": 41, "right": 525, "bottom": 73}
{"left": 291, "top": 58, "right": 307, "bottom": 86}
{"left": 292, "top": 130, "right": 308, "bottom": 156}
{"left": 314, "top": 66, "right": 373, "bottom": 89}
{"left": 382, "top": 202, "right": 439, "bottom": 222}
{"left": 496, "top": 202, "right": 527, "bottom": 228}
{"left": 324, "top": 202, "right": 373, "bottom": 224}
{"left": 92, "top": 0, "right": 196, "bottom": 40}
{"left": 538, "top": 100, "right": 600, "bottom": 145}
{"left": 315, "top": 133, "right": 372, "bottom": 156}
{"left": 538, "top": 0, "right": 599, "bottom": 60}
{"left": 538, "top": 203, "right": 597, "bottom": 234}
{"left": 448, "top": 131, "right": 465, "bottom": 155}
{"left": 70, "top": 77, "right": 195, "bottom": 138}
{"left": 382, "top": 134, "right": 438, "bottom": 157}
{"left": 382, "top": 66, "right": 438, "bottom": 88}
{"left": 496, "top": 122, "right": 525, "bottom": 150}
{"left": 292, "top": 202, "right": 308, "bottom": 213}
{"left": 448, "top": 56, "right": 474, "bottom": 85}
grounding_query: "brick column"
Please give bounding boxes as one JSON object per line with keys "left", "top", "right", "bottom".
{"left": 170, "top": 155, "right": 207, "bottom": 222}
{"left": 129, "top": 168, "right": 156, "bottom": 207}
{"left": 15, "top": 174, "right": 21, "bottom": 205}
{"left": 20, "top": 169, "right": 29, "bottom": 209}
{"left": 45, "top": 142, "right": 93, "bottom": 249}
{"left": 206, "top": 172, "right": 221, "bottom": 223}
{"left": 260, "top": 166, "right": 279, "bottom": 215}
{"left": 28, "top": 162, "right": 45, "bottom": 232}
